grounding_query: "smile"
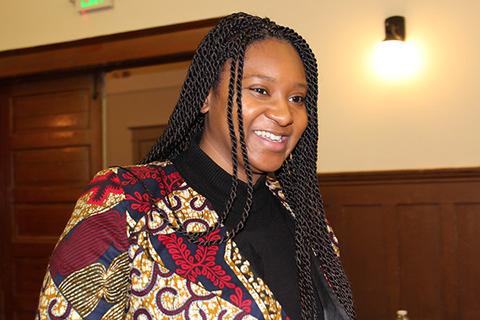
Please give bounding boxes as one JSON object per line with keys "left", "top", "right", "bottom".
{"left": 253, "top": 130, "right": 286, "bottom": 143}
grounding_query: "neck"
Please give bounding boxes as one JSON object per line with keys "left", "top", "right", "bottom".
{"left": 198, "top": 135, "right": 263, "bottom": 184}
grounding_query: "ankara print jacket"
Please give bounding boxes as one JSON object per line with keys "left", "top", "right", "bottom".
{"left": 36, "top": 161, "right": 340, "bottom": 320}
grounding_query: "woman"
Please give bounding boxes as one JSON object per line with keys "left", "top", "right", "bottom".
{"left": 36, "top": 12, "right": 354, "bottom": 320}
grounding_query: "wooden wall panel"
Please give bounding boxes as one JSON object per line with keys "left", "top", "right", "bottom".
{"left": 12, "top": 257, "right": 49, "bottom": 297}
{"left": 0, "top": 277, "right": 3, "bottom": 320}
{"left": 457, "top": 203, "right": 480, "bottom": 320}
{"left": 12, "top": 147, "right": 90, "bottom": 186}
{"left": 0, "top": 74, "right": 101, "bottom": 320}
{"left": 397, "top": 204, "right": 443, "bottom": 320}
{"left": 12, "top": 186, "right": 84, "bottom": 203}
{"left": 439, "top": 203, "right": 459, "bottom": 320}
{"left": 11, "top": 91, "right": 89, "bottom": 132}
{"left": 319, "top": 170, "right": 480, "bottom": 320}
{"left": 10, "top": 246, "right": 52, "bottom": 320}
{"left": 13, "top": 204, "right": 73, "bottom": 239}
{"left": 0, "top": 86, "right": 7, "bottom": 320}
{"left": 337, "top": 205, "right": 394, "bottom": 320}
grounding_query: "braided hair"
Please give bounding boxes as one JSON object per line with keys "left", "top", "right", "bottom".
{"left": 142, "top": 12, "right": 355, "bottom": 320}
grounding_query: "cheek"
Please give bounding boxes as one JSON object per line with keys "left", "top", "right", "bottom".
{"left": 210, "top": 104, "right": 229, "bottom": 129}
{"left": 295, "top": 110, "right": 309, "bottom": 137}
{"left": 237, "top": 103, "right": 257, "bottom": 129}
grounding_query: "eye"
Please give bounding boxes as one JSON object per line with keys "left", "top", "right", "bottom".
{"left": 289, "top": 95, "right": 306, "bottom": 105}
{"left": 250, "top": 87, "right": 269, "bottom": 96}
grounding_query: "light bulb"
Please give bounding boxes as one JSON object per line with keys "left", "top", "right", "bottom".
{"left": 372, "top": 40, "right": 422, "bottom": 81}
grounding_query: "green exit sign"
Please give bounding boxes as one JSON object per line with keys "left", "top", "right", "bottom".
{"left": 76, "top": 0, "right": 114, "bottom": 12}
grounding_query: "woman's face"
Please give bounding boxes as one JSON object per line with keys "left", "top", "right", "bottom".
{"left": 199, "top": 38, "right": 309, "bottom": 182}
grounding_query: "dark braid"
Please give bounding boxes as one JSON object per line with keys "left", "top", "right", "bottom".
{"left": 229, "top": 42, "right": 255, "bottom": 240}
{"left": 142, "top": 12, "right": 355, "bottom": 320}
{"left": 187, "top": 59, "right": 240, "bottom": 242}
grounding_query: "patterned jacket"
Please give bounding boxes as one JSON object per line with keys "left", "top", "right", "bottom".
{"left": 36, "top": 161, "right": 340, "bottom": 320}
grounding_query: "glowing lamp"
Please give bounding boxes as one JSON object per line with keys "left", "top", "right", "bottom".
{"left": 372, "top": 16, "right": 422, "bottom": 80}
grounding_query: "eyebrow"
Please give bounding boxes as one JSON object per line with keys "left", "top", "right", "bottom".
{"left": 244, "top": 74, "right": 307, "bottom": 89}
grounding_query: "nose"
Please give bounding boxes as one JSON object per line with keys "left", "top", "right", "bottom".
{"left": 265, "top": 98, "right": 293, "bottom": 127}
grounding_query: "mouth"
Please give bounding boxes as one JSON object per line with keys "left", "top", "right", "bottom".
{"left": 253, "top": 130, "right": 287, "bottom": 143}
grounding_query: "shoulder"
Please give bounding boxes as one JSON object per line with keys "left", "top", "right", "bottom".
{"left": 79, "top": 160, "right": 184, "bottom": 207}
{"left": 55, "top": 167, "right": 126, "bottom": 243}
{"left": 54, "top": 160, "right": 188, "bottom": 244}
{"left": 116, "top": 160, "right": 186, "bottom": 199}
{"left": 39, "top": 163, "right": 187, "bottom": 318}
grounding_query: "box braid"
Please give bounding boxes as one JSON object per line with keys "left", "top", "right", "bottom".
{"left": 141, "top": 12, "right": 355, "bottom": 320}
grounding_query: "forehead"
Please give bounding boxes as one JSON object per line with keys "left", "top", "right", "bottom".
{"left": 242, "top": 38, "right": 306, "bottom": 83}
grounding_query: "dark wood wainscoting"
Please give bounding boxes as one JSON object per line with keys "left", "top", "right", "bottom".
{"left": 319, "top": 169, "right": 480, "bottom": 320}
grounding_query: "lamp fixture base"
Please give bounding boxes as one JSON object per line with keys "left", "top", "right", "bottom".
{"left": 385, "top": 16, "right": 406, "bottom": 41}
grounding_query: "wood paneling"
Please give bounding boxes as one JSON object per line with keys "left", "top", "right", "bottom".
{"left": 10, "top": 91, "right": 89, "bottom": 132}
{"left": 319, "top": 169, "right": 480, "bottom": 320}
{"left": 13, "top": 147, "right": 91, "bottom": 186}
{"left": 14, "top": 203, "right": 74, "bottom": 239}
{"left": 457, "top": 203, "right": 480, "bottom": 320}
{"left": 0, "top": 80, "right": 9, "bottom": 320}
{"left": 336, "top": 205, "right": 394, "bottom": 319}
{"left": 0, "top": 74, "right": 101, "bottom": 320}
{"left": 397, "top": 204, "right": 442, "bottom": 320}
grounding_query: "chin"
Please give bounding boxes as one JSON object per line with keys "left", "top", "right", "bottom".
{"left": 249, "top": 157, "right": 286, "bottom": 175}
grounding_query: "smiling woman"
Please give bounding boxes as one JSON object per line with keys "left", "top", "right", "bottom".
{"left": 35, "top": 12, "right": 355, "bottom": 320}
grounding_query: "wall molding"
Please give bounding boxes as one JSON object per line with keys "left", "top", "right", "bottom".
{"left": 0, "top": 17, "right": 220, "bottom": 80}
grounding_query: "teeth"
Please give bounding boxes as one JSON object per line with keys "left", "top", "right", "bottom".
{"left": 254, "top": 130, "right": 283, "bottom": 142}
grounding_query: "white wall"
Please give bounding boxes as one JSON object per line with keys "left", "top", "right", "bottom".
{"left": 104, "top": 62, "right": 189, "bottom": 167}
{"left": 1, "top": 1, "right": 479, "bottom": 172}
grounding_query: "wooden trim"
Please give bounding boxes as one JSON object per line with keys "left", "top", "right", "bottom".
{"left": 0, "top": 17, "right": 221, "bottom": 80}
{"left": 317, "top": 167, "right": 480, "bottom": 185}
{"left": 0, "top": 86, "right": 11, "bottom": 320}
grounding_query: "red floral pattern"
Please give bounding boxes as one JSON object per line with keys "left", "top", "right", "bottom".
{"left": 121, "top": 165, "right": 183, "bottom": 197}
{"left": 125, "top": 191, "right": 151, "bottom": 213}
{"left": 158, "top": 231, "right": 235, "bottom": 289}
{"left": 160, "top": 170, "right": 183, "bottom": 194}
{"left": 120, "top": 166, "right": 164, "bottom": 185}
{"left": 229, "top": 287, "right": 252, "bottom": 313}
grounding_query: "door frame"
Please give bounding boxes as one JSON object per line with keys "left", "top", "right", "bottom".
{"left": 0, "top": 17, "right": 220, "bottom": 80}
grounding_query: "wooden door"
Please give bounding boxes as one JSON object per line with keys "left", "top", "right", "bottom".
{"left": 0, "top": 74, "right": 102, "bottom": 320}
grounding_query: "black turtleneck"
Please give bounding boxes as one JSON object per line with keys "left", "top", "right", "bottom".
{"left": 172, "top": 142, "right": 301, "bottom": 320}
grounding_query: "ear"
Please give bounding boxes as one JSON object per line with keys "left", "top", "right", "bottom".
{"left": 200, "top": 90, "right": 213, "bottom": 114}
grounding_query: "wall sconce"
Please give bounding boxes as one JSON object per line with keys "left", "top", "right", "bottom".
{"left": 384, "top": 16, "right": 405, "bottom": 41}
{"left": 372, "top": 16, "right": 422, "bottom": 81}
